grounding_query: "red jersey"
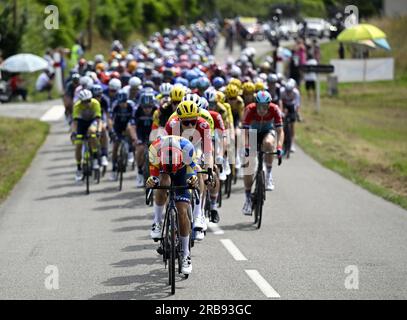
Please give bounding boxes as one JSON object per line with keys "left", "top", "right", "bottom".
{"left": 209, "top": 110, "right": 225, "bottom": 133}
{"left": 242, "top": 102, "right": 283, "bottom": 132}
{"left": 165, "top": 117, "right": 213, "bottom": 153}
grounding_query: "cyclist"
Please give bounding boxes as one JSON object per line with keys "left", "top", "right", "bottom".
{"left": 156, "top": 82, "right": 173, "bottom": 106}
{"left": 109, "top": 90, "right": 137, "bottom": 181}
{"left": 242, "top": 81, "right": 256, "bottom": 106}
{"left": 134, "top": 90, "right": 158, "bottom": 187}
{"left": 241, "top": 90, "right": 284, "bottom": 215}
{"left": 91, "top": 84, "right": 110, "bottom": 168}
{"left": 70, "top": 89, "right": 102, "bottom": 182}
{"left": 123, "top": 76, "right": 142, "bottom": 102}
{"left": 151, "top": 85, "right": 186, "bottom": 131}
{"left": 164, "top": 101, "right": 213, "bottom": 240}
{"left": 279, "top": 78, "right": 300, "bottom": 153}
{"left": 267, "top": 73, "right": 281, "bottom": 105}
{"left": 225, "top": 83, "right": 245, "bottom": 169}
{"left": 146, "top": 135, "right": 199, "bottom": 275}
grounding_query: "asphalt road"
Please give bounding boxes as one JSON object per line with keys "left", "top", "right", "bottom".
{"left": 0, "top": 38, "right": 406, "bottom": 300}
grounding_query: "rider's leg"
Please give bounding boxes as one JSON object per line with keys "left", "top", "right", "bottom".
{"left": 111, "top": 141, "right": 119, "bottom": 171}
{"left": 136, "top": 143, "right": 145, "bottom": 175}
{"left": 100, "top": 123, "right": 109, "bottom": 158}
{"left": 263, "top": 133, "right": 275, "bottom": 169}
{"left": 152, "top": 173, "right": 169, "bottom": 224}
{"left": 75, "top": 143, "right": 82, "bottom": 170}
{"left": 176, "top": 201, "right": 191, "bottom": 257}
{"left": 88, "top": 125, "right": 98, "bottom": 159}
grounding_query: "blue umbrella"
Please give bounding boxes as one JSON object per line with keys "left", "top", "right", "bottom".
{"left": 373, "top": 38, "right": 391, "bottom": 51}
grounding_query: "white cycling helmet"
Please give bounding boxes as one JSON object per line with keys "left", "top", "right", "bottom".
{"left": 182, "top": 93, "right": 202, "bottom": 109}
{"left": 204, "top": 88, "right": 217, "bottom": 103}
{"left": 128, "top": 76, "right": 142, "bottom": 88}
{"left": 109, "top": 78, "right": 122, "bottom": 91}
{"left": 285, "top": 78, "right": 296, "bottom": 91}
{"left": 78, "top": 89, "right": 93, "bottom": 102}
{"left": 79, "top": 76, "right": 94, "bottom": 89}
{"left": 94, "top": 54, "right": 104, "bottom": 63}
{"left": 159, "top": 82, "right": 173, "bottom": 96}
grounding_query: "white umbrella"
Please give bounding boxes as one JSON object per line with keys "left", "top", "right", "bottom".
{"left": 0, "top": 53, "right": 49, "bottom": 73}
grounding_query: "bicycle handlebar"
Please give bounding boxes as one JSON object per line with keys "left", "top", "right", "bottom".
{"left": 146, "top": 186, "right": 201, "bottom": 206}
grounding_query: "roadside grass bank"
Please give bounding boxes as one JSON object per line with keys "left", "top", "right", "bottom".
{"left": 296, "top": 78, "right": 407, "bottom": 210}
{"left": 0, "top": 117, "right": 49, "bottom": 203}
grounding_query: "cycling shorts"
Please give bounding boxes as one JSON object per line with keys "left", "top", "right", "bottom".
{"left": 77, "top": 119, "right": 97, "bottom": 136}
{"left": 171, "top": 166, "right": 195, "bottom": 203}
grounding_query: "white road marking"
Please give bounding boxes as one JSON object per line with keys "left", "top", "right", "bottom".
{"left": 207, "top": 220, "right": 224, "bottom": 235}
{"left": 40, "top": 105, "right": 65, "bottom": 122}
{"left": 245, "top": 270, "right": 280, "bottom": 298}
{"left": 220, "top": 239, "right": 247, "bottom": 261}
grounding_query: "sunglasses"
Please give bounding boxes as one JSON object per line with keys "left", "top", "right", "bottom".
{"left": 83, "top": 99, "right": 91, "bottom": 104}
{"left": 181, "top": 119, "right": 197, "bottom": 126}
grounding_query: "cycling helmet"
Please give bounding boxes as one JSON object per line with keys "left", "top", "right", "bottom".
{"left": 170, "top": 85, "right": 186, "bottom": 103}
{"left": 159, "top": 83, "right": 173, "bottom": 97}
{"left": 139, "top": 91, "right": 156, "bottom": 107}
{"left": 176, "top": 101, "right": 200, "bottom": 119}
{"left": 78, "top": 89, "right": 93, "bottom": 102}
{"left": 94, "top": 54, "right": 104, "bottom": 63}
{"left": 197, "top": 77, "right": 211, "bottom": 90}
{"left": 134, "top": 68, "right": 145, "bottom": 80}
{"left": 182, "top": 93, "right": 202, "bottom": 108}
{"left": 79, "top": 76, "right": 94, "bottom": 89}
{"left": 242, "top": 82, "right": 256, "bottom": 94}
{"left": 71, "top": 73, "right": 80, "bottom": 81}
{"left": 110, "top": 71, "right": 120, "bottom": 79}
{"left": 200, "top": 97, "right": 209, "bottom": 110}
{"left": 174, "top": 77, "right": 189, "bottom": 87}
{"left": 204, "top": 88, "right": 217, "bottom": 103}
{"left": 285, "top": 78, "right": 296, "bottom": 91}
{"left": 117, "top": 89, "right": 128, "bottom": 103}
{"left": 216, "top": 91, "right": 226, "bottom": 103}
{"left": 229, "top": 78, "right": 242, "bottom": 89}
{"left": 91, "top": 84, "right": 103, "bottom": 97}
{"left": 95, "top": 63, "right": 105, "bottom": 72}
{"left": 255, "top": 81, "right": 265, "bottom": 91}
{"left": 267, "top": 73, "right": 278, "bottom": 83}
{"left": 108, "top": 78, "right": 122, "bottom": 91}
{"left": 225, "top": 84, "right": 240, "bottom": 98}
{"left": 255, "top": 90, "right": 272, "bottom": 104}
{"left": 159, "top": 145, "right": 184, "bottom": 174}
{"left": 143, "top": 80, "right": 155, "bottom": 89}
{"left": 185, "top": 70, "right": 199, "bottom": 81}
{"left": 190, "top": 78, "right": 199, "bottom": 89}
{"left": 212, "top": 77, "right": 225, "bottom": 89}
{"left": 129, "top": 76, "right": 142, "bottom": 88}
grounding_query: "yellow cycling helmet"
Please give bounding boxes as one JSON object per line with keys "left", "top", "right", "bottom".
{"left": 229, "top": 78, "right": 242, "bottom": 89}
{"left": 255, "top": 81, "right": 265, "bottom": 91}
{"left": 216, "top": 91, "right": 226, "bottom": 103}
{"left": 176, "top": 101, "right": 200, "bottom": 119}
{"left": 242, "top": 82, "right": 256, "bottom": 94}
{"left": 225, "top": 84, "right": 240, "bottom": 98}
{"left": 170, "top": 85, "right": 186, "bottom": 103}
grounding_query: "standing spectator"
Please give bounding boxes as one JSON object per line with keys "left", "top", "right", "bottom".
{"left": 338, "top": 42, "right": 345, "bottom": 59}
{"left": 304, "top": 54, "right": 317, "bottom": 100}
{"left": 36, "top": 69, "right": 55, "bottom": 99}
{"left": 70, "top": 38, "right": 84, "bottom": 68}
{"left": 224, "top": 20, "right": 235, "bottom": 54}
{"left": 9, "top": 73, "right": 27, "bottom": 101}
{"left": 289, "top": 49, "right": 301, "bottom": 87}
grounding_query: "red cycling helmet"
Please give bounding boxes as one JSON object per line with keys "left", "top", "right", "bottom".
{"left": 159, "top": 146, "right": 184, "bottom": 174}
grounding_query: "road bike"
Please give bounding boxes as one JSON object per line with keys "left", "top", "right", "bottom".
{"left": 146, "top": 178, "right": 199, "bottom": 295}
{"left": 116, "top": 135, "right": 131, "bottom": 191}
{"left": 251, "top": 146, "right": 280, "bottom": 229}
{"left": 76, "top": 133, "right": 100, "bottom": 195}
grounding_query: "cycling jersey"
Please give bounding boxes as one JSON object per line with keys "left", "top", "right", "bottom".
{"left": 134, "top": 106, "right": 157, "bottom": 144}
{"left": 152, "top": 102, "right": 177, "bottom": 130}
{"left": 111, "top": 101, "right": 136, "bottom": 135}
{"left": 149, "top": 135, "right": 198, "bottom": 202}
{"left": 242, "top": 102, "right": 283, "bottom": 133}
{"left": 226, "top": 96, "right": 244, "bottom": 127}
{"left": 72, "top": 98, "right": 101, "bottom": 121}
{"left": 165, "top": 117, "right": 213, "bottom": 154}
{"left": 280, "top": 87, "right": 300, "bottom": 111}
{"left": 168, "top": 108, "right": 215, "bottom": 134}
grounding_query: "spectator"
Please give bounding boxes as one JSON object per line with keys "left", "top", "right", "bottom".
{"left": 9, "top": 73, "right": 27, "bottom": 101}
{"left": 304, "top": 54, "right": 317, "bottom": 100}
{"left": 312, "top": 39, "right": 321, "bottom": 63}
{"left": 36, "top": 69, "right": 55, "bottom": 99}
{"left": 339, "top": 42, "right": 345, "bottom": 59}
{"left": 70, "top": 38, "right": 84, "bottom": 68}
{"left": 289, "top": 49, "right": 301, "bottom": 87}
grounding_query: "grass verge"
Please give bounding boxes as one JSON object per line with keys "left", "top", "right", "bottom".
{"left": 0, "top": 117, "right": 50, "bottom": 203}
{"left": 296, "top": 79, "right": 407, "bottom": 210}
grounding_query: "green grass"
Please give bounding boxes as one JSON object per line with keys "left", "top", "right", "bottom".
{"left": 0, "top": 117, "right": 49, "bottom": 202}
{"left": 297, "top": 78, "right": 407, "bottom": 210}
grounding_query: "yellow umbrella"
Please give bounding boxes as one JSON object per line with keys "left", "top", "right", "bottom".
{"left": 337, "top": 23, "right": 386, "bottom": 42}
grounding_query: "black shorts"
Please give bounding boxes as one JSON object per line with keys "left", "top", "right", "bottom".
{"left": 305, "top": 80, "right": 316, "bottom": 91}
{"left": 256, "top": 130, "right": 274, "bottom": 148}
{"left": 169, "top": 166, "right": 195, "bottom": 203}
{"left": 136, "top": 126, "right": 151, "bottom": 144}
{"left": 77, "top": 119, "right": 96, "bottom": 136}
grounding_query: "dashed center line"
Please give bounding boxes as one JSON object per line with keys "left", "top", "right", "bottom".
{"left": 40, "top": 105, "right": 65, "bottom": 122}
{"left": 245, "top": 270, "right": 280, "bottom": 298}
{"left": 220, "top": 239, "right": 247, "bottom": 261}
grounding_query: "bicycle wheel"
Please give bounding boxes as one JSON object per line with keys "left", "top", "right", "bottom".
{"left": 169, "top": 209, "right": 176, "bottom": 294}
{"left": 283, "top": 120, "right": 292, "bottom": 159}
{"left": 84, "top": 149, "right": 91, "bottom": 195}
{"left": 255, "top": 171, "right": 265, "bottom": 229}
